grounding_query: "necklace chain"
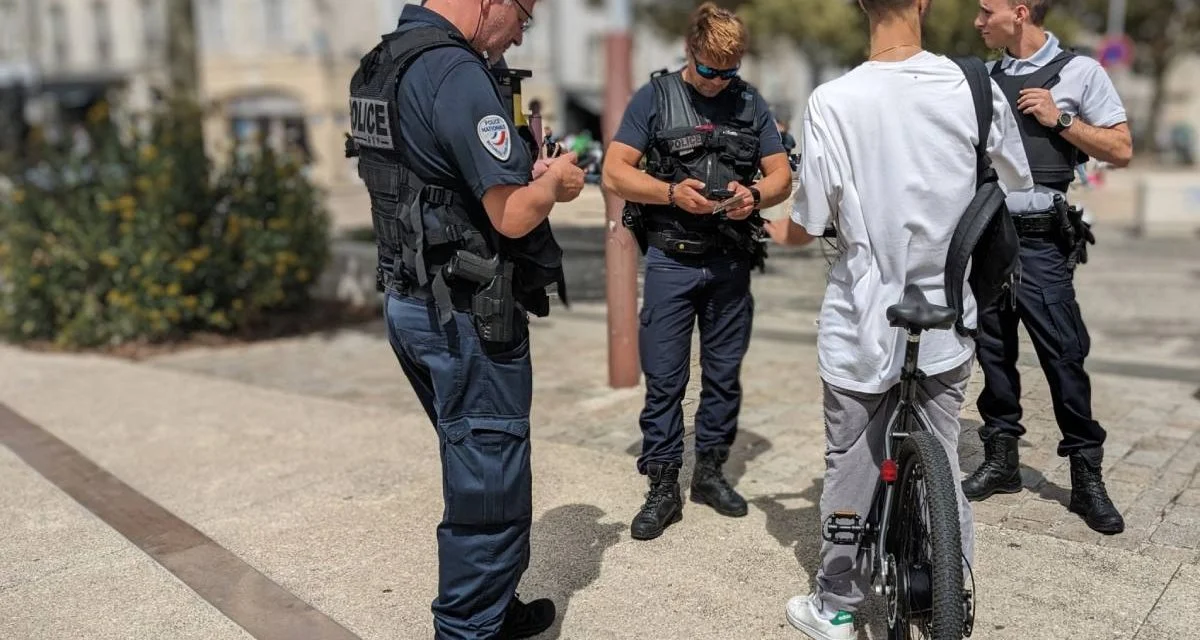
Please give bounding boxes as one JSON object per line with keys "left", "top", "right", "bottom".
{"left": 869, "top": 43, "right": 922, "bottom": 60}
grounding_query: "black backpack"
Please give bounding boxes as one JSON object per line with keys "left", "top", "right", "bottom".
{"left": 945, "top": 57, "right": 1021, "bottom": 337}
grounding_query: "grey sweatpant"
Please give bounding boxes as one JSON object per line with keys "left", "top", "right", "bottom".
{"left": 815, "top": 360, "right": 975, "bottom": 614}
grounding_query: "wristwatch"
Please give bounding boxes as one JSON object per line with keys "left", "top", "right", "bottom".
{"left": 1053, "top": 112, "right": 1075, "bottom": 133}
{"left": 748, "top": 186, "right": 761, "bottom": 207}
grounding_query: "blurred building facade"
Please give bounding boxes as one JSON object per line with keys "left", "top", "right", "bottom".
{"left": 3, "top": 1, "right": 1194, "bottom": 189}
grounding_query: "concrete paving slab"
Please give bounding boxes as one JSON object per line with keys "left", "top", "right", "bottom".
{"left": 2, "top": 344, "right": 1195, "bottom": 639}
{"left": 0, "top": 445, "right": 128, "bottom": 592}
{"left": 0, "top": 544, "right": 252, "bottom": 640}
{"left": 1133, "top": 561, "right": 1200, "bottom": 640}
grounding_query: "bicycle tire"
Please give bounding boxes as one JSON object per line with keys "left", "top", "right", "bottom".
{"left": 886, "top": 431, "right": 965, "bottom": 640}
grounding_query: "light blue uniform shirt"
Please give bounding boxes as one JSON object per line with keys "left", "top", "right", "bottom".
{"left": 988, "top": 32, "right": 1127, "bottom": 213}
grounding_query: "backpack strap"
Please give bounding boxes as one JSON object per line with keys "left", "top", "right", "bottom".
{"left": 953, "top": 56, "right": 996, "bottom": 188}
{"left": 945, "top": 56, "right": 1013, "bottom": 337}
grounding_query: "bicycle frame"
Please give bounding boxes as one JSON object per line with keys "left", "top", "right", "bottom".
{"left": 864, "top": 327, "right": 930, "bottom": 596}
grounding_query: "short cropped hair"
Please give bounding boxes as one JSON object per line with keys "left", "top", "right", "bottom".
{"left": 1011, "top": 0, "right": 1051, "bottom": 25}
{"left": 685, "top": 2, "right": 748, "bottom": 66}
{"left": 858, "top": 0, "right": 917, "bottom": 21}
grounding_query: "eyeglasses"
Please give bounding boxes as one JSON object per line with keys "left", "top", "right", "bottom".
{"left": 512, "top": 0, "right": 533, "bottom": 32}
{"left": 695, "top": 61, "right": 739, "bottom": 80}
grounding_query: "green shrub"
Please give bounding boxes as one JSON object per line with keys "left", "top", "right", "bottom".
{"left": 0, "top": 101, "right": 331, "bottom": 348}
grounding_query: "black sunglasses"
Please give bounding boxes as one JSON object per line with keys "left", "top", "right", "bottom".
{"left": 695, "top": 61, "right": 739, "bottom": 80}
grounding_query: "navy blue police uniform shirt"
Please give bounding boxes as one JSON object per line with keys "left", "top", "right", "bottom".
{"left": 614, "top": 79, "right": 786, "bottom": 158}
{"left": 391, "top": 4, "right": 532, "bottom": 200}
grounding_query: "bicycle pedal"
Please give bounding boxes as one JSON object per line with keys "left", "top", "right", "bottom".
{"left": 823, "top": 511, "right": 864, "bottom": 545}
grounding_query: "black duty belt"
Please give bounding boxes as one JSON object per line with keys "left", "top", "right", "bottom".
{"left": 647, "top": 229, "right": 738, "bottom": 257}
{"left": 383, "top": 274, "right": 475, "bottom": 310}
{"left": 1012, "top": 213, "right": 1055, "bottom": 237}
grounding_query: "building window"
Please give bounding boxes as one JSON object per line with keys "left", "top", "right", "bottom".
{"left": 49, "top": 4, "right": 68, "bottom": 67}
{"left": 141, "top": 0, "right": 162, "bottom": 56}
{"left": 93, "top": 1, "right": 113, "bottom": 63}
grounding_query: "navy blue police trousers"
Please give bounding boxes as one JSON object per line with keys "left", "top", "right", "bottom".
{"left": 975, "top": 234, "right": 1107, "bottom": 458}
{"left": 636, "top": 245, "right": 755, "bottom": 473}
{"left": 385, "top": 293, "right": 533, "bottom": 639}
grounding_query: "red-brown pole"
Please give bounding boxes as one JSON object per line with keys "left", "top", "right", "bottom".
{"left": 602, "top": 0, "right": 639, "bottom": 388}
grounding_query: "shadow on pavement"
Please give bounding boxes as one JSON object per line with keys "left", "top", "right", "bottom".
{"left": 749, "top": 480, "right": 824, "bottom": 590}
{"left": 525, "top": 504, "right": 623, "bottom": 639}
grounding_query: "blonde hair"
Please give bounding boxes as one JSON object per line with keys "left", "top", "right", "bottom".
{"left": 685, "top": 2, "right": 748, "bottom": 67}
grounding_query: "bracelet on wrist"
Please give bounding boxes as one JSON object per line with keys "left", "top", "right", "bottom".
{"left": 667, "top": 182, "right": 677, "bottom": 207}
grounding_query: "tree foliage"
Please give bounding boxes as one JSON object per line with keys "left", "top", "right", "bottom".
{"left": 638, "top": 0, "right": 1077, "bottom": 65}
{"left": 1066, "top": 0, "right": 1200, "bottom": 147}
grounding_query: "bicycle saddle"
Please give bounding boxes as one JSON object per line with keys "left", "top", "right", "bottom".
{"left": 887, "top": 284, "right": 957, "bottom": 332}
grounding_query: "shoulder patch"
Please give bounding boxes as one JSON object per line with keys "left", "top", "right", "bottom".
{"left": 476, "top": 114, "right": 511, "bottom": 161}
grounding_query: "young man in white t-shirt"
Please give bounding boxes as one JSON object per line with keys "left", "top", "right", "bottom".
{"left": 766, "top": 0, "right": 1033, "bottom": 637}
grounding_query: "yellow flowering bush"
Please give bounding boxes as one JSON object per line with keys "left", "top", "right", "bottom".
{"left": 0, "top": 101, "right": 330, "bottom": 347}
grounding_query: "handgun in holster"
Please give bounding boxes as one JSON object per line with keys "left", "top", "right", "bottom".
{"left": 716, "top": 213, "right": 768, "bottom": 272}
{"left": 1052, "top": 194, "right": 1077, "bottom": 252}
{"left": 622, "top": 202, "right": 649, "bottom": 255}
{"left": 443, "top": 250, "right": 516, "bottom": 343}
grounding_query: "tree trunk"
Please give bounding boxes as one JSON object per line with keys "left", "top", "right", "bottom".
{"left": 1141, "top": 46, "right": 1171, "bottom": 156}
{"left": 166, "top": 0, "right": 200, "bottom": 103}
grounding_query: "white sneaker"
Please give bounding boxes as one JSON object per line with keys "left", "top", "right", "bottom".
{"left": 785, "top": 593, "right": 855, "bottom": 640}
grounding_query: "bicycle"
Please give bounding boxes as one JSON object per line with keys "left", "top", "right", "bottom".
{"left": 823, "top": 284, "right": 976, "bottom": 640}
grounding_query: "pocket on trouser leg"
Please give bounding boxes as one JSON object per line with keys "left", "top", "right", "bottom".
{"left": 441, "top": 418, "right": 532, "bottom": 526}
{"left": 1042, "top": 286, "right": 1088, "bottom": 361}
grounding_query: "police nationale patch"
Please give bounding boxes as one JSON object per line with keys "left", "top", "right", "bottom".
{"left": 477, "top": 115, "right": 511, "bottom": 161}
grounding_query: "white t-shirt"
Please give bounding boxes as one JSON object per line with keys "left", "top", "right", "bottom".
{"left": 792, "top": 51, "right": 1034, "bottom": 395}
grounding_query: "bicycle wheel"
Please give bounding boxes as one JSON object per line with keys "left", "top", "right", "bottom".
{"left": 885, "top": 431, "right": 965, "bottom": 640}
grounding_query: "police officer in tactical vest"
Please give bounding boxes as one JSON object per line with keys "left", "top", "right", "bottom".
{"left": 346, "top": 0, "right": 584, "bottom": 636}
{"left": 601, "top": 2, "right": 793, "bottom": 541}
{"left": 965, "top": 0, "right": 1133, "bottom": 534}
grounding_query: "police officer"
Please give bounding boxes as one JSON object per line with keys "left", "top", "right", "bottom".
{"left": 601, "top": 2, "right": 793, "bottom": 541}
{"left": 347, "top": 0, "right": 585, "bottom": 637}
{"left": 965, "top": 0, "right": 1133, "bottom": 534}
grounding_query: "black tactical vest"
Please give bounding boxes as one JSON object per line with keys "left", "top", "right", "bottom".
{"left": 991, "top": 51, "right": 1085, "bottom": 191}
{"left": 641, "top": 71, "right": 763, "bottom": 234}
{"left": 347, "top": 24, "right": 566, "bottom": 323}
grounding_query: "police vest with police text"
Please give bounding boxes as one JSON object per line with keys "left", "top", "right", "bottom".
{"left": 991, "top": 51, "right": 1088, "bottom": 191}
{"left": 641, "top": 71, "right": 764, "bottom": 233}
{"left": 346, "top": 24, "right": 566, "bottom": 321}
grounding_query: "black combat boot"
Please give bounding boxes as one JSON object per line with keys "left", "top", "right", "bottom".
{"left": 962, "top": 433, "right": 1023, "bottom": 501}
{"left": 1068, "top": 449, "right": 1125, "bottom": 535}
{"left": 630, "top": 462, "right": 683, "bottom": 540}
{"left": 498, "top": 594, "right": 556, "bottom": 639}
{"left": 690, "top": 446, "right": 748, "bottom": 517}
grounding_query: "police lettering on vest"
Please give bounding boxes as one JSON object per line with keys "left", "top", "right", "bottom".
{"left": 350, "top": 97, "right": 394, "bottom": 149}
{"left": 346, "top": 24, "right": 568, "bottom": 339}
{"left": 622, "top": 70, "right": 768, "bottom": 269}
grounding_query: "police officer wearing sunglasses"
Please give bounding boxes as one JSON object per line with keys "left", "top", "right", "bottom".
{"left": 346, "top": 0, "right": 584, "bottom": 637}
{"left": 602, "top": 2, "right": 793, "bottom": 541}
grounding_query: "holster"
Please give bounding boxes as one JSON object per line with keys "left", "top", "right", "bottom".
{"left": 622, "top": 202, "right": 649, "bottom": 255}
{"left": 1052, "top": 194, "right": 1077, "bottom": 251}
{"left": 443, "top": 251, "right": 516, "bottom": 343}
